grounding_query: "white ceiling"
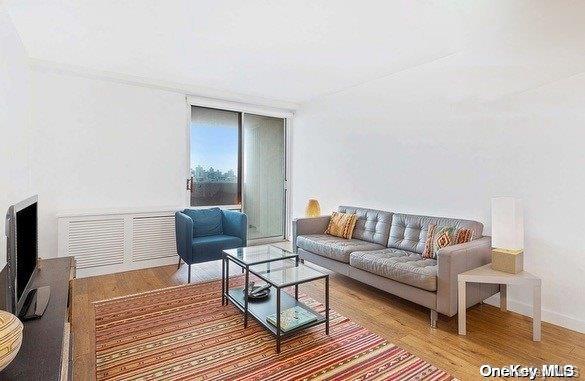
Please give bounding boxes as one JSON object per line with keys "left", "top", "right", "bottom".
{"left": 5, "top": 1, "right": 585, "bottom": 106}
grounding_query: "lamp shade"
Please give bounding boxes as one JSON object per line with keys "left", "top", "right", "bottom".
{"left": 491, "top": 197, "right": 524, "bottom": 251}
{"left": 305, "top": 199, "right": 321, "bottom": 217}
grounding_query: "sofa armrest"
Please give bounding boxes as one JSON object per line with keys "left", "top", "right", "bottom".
{"left": 175, "top": 211, "right": 194, "bottom": 263}
{"left": 436, "top": 236, "right": 492, "bottom": 316}
{"left": 292, "top": 215, "right": 330, "bottom": 253}
{"left": 222, "top": 210, "right": 248, "bottom": 247}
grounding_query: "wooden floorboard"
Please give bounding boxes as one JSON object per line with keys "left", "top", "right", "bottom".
{"left": 71, "top": 244, "right": 585, "bottom": 380}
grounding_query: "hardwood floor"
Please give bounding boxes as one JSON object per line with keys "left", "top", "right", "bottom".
{"left": 72, "top": 246, "right": 585, "bottom": 380}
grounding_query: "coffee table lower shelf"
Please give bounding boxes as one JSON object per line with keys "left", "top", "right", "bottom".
{"left": 226, "top": 287, "right": 327, "bottom": 341}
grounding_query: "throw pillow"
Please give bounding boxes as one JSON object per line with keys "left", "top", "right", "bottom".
{"left": 325, "top": 212, "right": 358, "bottom": 239}
{"left": 422, "top": 224, "right": 474, "bottom": 259}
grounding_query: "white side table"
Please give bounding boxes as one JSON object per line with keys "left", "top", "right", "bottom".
{"left": 458, "top": 263, "right": 542, "bottom": 341}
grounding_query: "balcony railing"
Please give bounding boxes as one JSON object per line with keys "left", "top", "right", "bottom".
{"left": 191, "top": 181, "right": 238, "bottom": 207}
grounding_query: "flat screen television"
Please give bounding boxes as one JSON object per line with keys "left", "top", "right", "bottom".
{"left": 5, "top": 195, "right": 50, "bottom": 319}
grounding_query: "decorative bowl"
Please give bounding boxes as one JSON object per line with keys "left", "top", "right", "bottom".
{"left": 0, "top": 310, "right": 23, "bottom": 371}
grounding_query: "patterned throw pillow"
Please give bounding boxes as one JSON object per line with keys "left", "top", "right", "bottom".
{"left": 325, "top": 212, "right": 358, "bottom": 239}
{"left": 422, "top": 224, "right": 474, "bottom": 259}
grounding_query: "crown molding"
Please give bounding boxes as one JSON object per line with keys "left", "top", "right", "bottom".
{"left": 28, "top": 58, "right": 299, "bottom": 112}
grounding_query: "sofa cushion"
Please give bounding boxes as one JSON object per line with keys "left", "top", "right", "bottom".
{"left": 338, "top": 206, "right": 393, "bottom": 245}
{"left": 297, "top": 234, "right": 385, "bottom": 263}
{"left": 183, "top": 207, "right": 223, "bottom": 237}
{"left": 387, "top": 213, "right": 483, "bottom": 254}
{"left": 191, "top": 234, "right": 242, "bottom": 260}
{"left": 349, "top": 248, "right": 438, "bottom": 291}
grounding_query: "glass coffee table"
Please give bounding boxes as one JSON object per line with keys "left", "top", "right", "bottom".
{"left": 222, "top": 245, "right": 329, "bottom": 353}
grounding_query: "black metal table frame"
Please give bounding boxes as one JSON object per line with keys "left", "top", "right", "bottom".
{"left": 221, "top": 250, "right": 299, "bottom": 316}
{"left": 222, "top": 251, "right": 330, "bottom": 353}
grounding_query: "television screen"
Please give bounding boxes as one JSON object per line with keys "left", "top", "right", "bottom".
{"left": 15, "top": 202, "right": 37, "bottom": 301}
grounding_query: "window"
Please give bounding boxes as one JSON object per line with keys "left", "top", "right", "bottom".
{"left": 189, "top": 106, "right": 287, "bottom": 240}
{"left": 190, "top": 107, "right": 240, "bottom": 206}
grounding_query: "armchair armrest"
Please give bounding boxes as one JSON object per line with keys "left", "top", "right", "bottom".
{"left": 292, "top": 215, "right": 330, "bottom": 253}
{"left": 175, "top": 211, "right": 194, "bottom": 263}
{"left": 222, "top": 210, "right": 248, "bottom": 246}
{"left": 436, "top": 236, "right": 493, "bottom": 316}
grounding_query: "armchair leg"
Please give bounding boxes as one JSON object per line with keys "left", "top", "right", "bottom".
{"left": 177, "top": 257, "right": 181, "bottom": 269}
{"left": 430, "top": 310, "right": 438, "bottom": 328}
{"left": 188, "top": 264, "right": 191, "bottom": 283}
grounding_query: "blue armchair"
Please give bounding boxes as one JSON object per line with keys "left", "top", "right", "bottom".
{"left": 175, "top": 207, "right": 247, "bottom": 283}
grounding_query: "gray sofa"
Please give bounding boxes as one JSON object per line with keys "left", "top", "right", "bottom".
{"left": 292, "top": 205, "right": 498, "bottom": 327}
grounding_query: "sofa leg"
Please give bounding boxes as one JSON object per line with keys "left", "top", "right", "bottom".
{"left": 177, "top": 257, "right": 181, "bottom": 269}
{"left": 188, "top": 264, "right": 191, "bottom": 283}
{"left": 430, "top": 310, "right": 438, "bottom": 328}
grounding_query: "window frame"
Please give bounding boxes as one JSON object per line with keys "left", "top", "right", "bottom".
{"left": 185, "top": 97, "right": 294, "bottom": 240}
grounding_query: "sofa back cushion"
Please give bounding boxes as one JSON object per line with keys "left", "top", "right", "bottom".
{"left": 182, "top": 207, "right": 223, "bottom": 237}
{"left": 388, "top": 213, "right": 483, "bottom": 254}
{"left": 338, "top": 206, "right": 393, "bottom": 245}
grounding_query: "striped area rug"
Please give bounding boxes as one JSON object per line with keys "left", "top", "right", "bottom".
{"left": 94, "top": 279, "right": 456, "bottom": 380}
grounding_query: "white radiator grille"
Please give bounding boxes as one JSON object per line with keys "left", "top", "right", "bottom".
{"left": 58, "top": 208, "right": 180, "bottom": 277}
{"left": 132, "top": 216, "right": 177, "bottom": 261}
{"left": 67, "top": 219, "right": 125, "bottom": 269}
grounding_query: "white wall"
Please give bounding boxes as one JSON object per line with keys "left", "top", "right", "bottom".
{"left": 30, "top": 69, "right": 188, "bottom": 257}
{"left": 0, "top": 6, "right": 32, "bottom": 269}
{"left": 291, "top": 11, "right": 585, "bottom": 332}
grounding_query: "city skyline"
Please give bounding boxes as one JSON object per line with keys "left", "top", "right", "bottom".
{"left": 191, "top": 165, "right": 237, "bottom": 183}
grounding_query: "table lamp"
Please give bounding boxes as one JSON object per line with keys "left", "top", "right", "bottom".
{"left": 305, "top": 199, "right": 321, "bottom": 217}
{"left": 491, "top": 197, "right": 524, "bottom": 274}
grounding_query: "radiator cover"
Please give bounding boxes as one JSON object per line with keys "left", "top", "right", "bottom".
{"left": 58, "top": 208, "right": 179, "bottom": 277}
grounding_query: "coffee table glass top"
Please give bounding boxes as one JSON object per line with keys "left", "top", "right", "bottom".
{"left": 223, "top": 245, "right": 297, "bottom": 266}
{"left": 251, "top": 263, "right": 326, "bottom": 288}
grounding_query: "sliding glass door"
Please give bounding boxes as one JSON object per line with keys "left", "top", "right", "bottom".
{"left": 243, "top": 114, "right": 285, "bottom": 240}
{"left": 189, "top": 106, "right": 286, "bottom": 240}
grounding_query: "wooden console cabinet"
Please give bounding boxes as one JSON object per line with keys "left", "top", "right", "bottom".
{"left": 0, "top": 257, "right": 75, "bottom": 380}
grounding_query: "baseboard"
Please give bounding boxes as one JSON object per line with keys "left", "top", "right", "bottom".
{"left": 484, "top": 295, "right": 585, "bottom": 334}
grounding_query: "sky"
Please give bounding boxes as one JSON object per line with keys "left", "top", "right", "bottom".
{"left": 190, "top": 123, "right": 238, "bottom": 173}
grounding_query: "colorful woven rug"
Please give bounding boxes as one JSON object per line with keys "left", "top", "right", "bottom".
{"left": 94, "top": 279, "right": 456, "bottom": 380}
